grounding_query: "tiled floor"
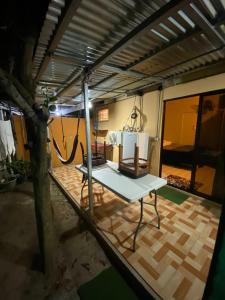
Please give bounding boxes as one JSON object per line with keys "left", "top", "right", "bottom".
{"left": 51, "top": 165, "right": 221, "bottom": 300}
{"left": 161, "top": 165, "right": 191, "bottom": 181}
{"left": 162, "top": 164, "right": 216, "bottom": 196}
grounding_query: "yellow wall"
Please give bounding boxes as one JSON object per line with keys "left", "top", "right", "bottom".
{"left": 49, "top": 117, "right": 94, "bottom": 168}
{"left": 164, "top": 73, "right": 225, "bottom": 100}
{"left": 164, "top": 96, "right": 199, "bottom": 146}
{"left": 99, "top": 90, "right": 160, "bottom": 136}
{"left": 98, "top": 72, "right": 225, "bottom": 175}
{"left": 98, "top": 90, "right": 161, "bottom": 173}
{"left": 12, "top": 72, "right": 225, "bottom": 174}
{"left": 12, "top": 115, "right": 93, "bottom": 168}
{"left": 12, "top": 115, "right": 30, "bottom": 161}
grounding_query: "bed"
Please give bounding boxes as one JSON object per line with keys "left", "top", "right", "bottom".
{"left": 162, "top": 140, "right": 194, "bottom": 168}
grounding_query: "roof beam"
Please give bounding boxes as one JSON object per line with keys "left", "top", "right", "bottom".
{"left": 63, "top": 43, "right": 225, "bottom": 102}
{"left": 39, "top": 80, "right": 62, "bottom": 87}
{"left": 90, "top": 74, "right": 117, "bottom": 90}
{"left": 89, "top": 0, "right": 189, "bottom": 73}
{"left": 51, "top": 54, "right": 82, "bottom": 66}
{"left": 58, "top": 0, "right": 190, "bottom": 96}
{"left": 67, "top": 28, "right": 200, "bottom": 97}
{"left": 51, "top": 54, "right": 148, "bottom": 78}
{"left": 165, "top": 58, "right": 225, "bottom": 86}
{"left": 71, "top": 20, "right": 225, "bottom": 98}
{"left": 211, "top": 0, "right": 225, "bottom": 16}
{"left": 185, "top": 2, "right": 225, "bottom": 48}
{"left": 151, "top": 45, "right": 225, "bottom": 78}
{"left": 87, "top": 74, "right": 162, "bottom": 101}
{"left": 56, "top": 63, "right": 147, "bottom": 97}
{"left": 126, "top": 83, "right": 162, "bottom": 96}
{"left": 35, "top": 0, "right": 82, "bottom": 81}
{"left": 101, "top": 65, "right": 147, "bottom": 78}
{"left": 56, "top": 0, "right": 225, "bottom": 100}
{"left": 128, "top": 28, "right": 200, "bottom": 69}
{"left": 58, "top": 102, "right": 84, "bottom": 114}
{"left": 99, "top": 58, "right": 225, "bottom": 101}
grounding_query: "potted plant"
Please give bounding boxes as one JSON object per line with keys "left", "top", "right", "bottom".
{"left": 6, "top": 159, "right": 32, "bottom": 183}
{"left": 0, "top": 161, "right": 17, "bottom": 192}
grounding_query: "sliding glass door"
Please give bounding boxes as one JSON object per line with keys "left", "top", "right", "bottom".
{"left": 161, "top": 96, "right": 199, "bottom": 191}
{"left": 191, "top": 92, "right": 225, "bottom": 202}
{"left": 161, "top": 91, "right": 225, "bottom": 202}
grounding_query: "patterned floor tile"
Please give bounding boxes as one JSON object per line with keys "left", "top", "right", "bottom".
{"left": 52, "top": 165, "right": 221, "bottom": 300}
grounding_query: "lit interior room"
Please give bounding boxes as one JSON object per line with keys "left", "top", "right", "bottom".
{"left": 0, "top": 1, "right": 225, "bottom": 300}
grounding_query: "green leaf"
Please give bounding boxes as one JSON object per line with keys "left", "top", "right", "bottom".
{"left": 49, "top": 96, "right": 58, "bottom": 102}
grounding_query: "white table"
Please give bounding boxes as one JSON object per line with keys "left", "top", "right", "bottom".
{"left": 76, "top": 161, "right": 167, "bottom": 251}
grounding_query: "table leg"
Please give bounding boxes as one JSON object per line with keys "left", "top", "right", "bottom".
{"left": 153, "top": 189, "right": 160, "bottom": 229}
{"left": 132, "top": 198, "right": 143, "bottom": 252}
{"left": 81, "top": 177, "right": 87, "bottom": 200}
{"left": 82, "top": 173, "right": 85, "bottom": 183}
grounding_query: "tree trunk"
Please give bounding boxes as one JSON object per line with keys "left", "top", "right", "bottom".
{"left": 0, "top": 67, "right": 57, "bottom": 282}
{"left": 29, "top": 119, "right": 56, "bottom": 280}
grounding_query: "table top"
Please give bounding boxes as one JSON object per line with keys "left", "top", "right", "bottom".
{"left": 76, "top": 161, "right": 167, "bottom": 203}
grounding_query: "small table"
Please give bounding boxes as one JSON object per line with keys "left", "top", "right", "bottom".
{"left": 76, "top": 161, "right": 167, "bottom": 251}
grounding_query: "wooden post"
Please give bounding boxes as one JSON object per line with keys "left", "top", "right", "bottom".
{"left": 103, "top": 140, "right": 106, "bottom": 162}
{"left": 119, "top": 144, "right": 123, "bottom": 163}
{"left": 134, "top": 144, "right": 139, "bottom": 177}
{"left": 95, "top": 140, "right": 97, "bottom": 156}
{"left": 29, "top": 119, "right": 56, "bottom": 280}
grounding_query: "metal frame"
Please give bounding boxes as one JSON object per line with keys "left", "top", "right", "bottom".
{"left": 83, "top": 78, "right": 94, "bottom": 215}
{"left": 186, "top": 2, "right": 225, "bottom": 47}
{"left": 32, "top": 0, "right": 225, "bottom": 220}
{"left": 34, "top": 0, "right": 225, "bottom": 105}
{"left": 56, "top": 3, "right": 225, "bottom": 100}
{"left": 35, "top": 0, "right": 82, "bottom": 81}
{"left": 80, "top": 173, "right": 160, "bottom": 252}
{"left": 159, "top": 87, "right": 225, "bottom": 201}
{"left": 34, "top": 1, "right": 225, "bottom": 296}
{"left": 50, "top": 170, "right": 161, "bottom": 300}
{"left": 56, "top": 0, "right": 190, "bottom": 96}
{"left": 80, "top": 175, "right": 104, "bottom": 201}
{"left": 133, "top": 190, "right": 160, "bottom": 252}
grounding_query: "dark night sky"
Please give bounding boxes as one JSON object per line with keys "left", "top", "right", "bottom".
{"left": 0, "top": 0, "right": 49, "bottom": 70}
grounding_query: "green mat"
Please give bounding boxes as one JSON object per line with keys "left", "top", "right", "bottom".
{"left": 78, "top": 267, "right": 139, "bottom": 300}
{"left": 157, "top": 185, "right": 189, "bottom": 205}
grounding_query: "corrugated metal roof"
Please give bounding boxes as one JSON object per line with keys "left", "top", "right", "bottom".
{"left": 33, "top": 0, "right": 65, "bottom": 78}
{"left": 33, "top": 0, "right": 225, "bottom": 104}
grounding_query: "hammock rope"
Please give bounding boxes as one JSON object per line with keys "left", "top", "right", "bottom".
{"left": 60, "top": 106, "right": 66, "bottom": 152}
{"left": 49, "top": 114, "right": 80, "bottom": 165}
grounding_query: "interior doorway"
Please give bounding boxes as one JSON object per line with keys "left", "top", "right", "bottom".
{"left": 161, "top": 96, "right": 199, "bottom": 191}
{"left": 161, "top": 91, "right": 225, "bottom": 202}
